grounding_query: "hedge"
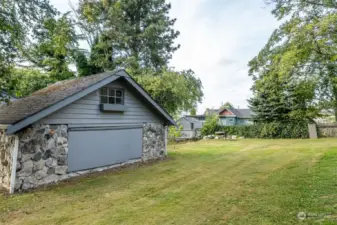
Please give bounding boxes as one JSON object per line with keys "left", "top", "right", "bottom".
{"left": 222, "top": 121, "right": 309, "bottom": 139}
{"left": 202, "top": 120, "right": 309, "bottom": 139}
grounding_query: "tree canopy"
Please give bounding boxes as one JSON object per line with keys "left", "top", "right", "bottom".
{"left": 73, "top": 0, "right": 203, "bottom": 115}
{"left": 0, "top": 0, "right": 57, "bottom": 100}
{"left": 134, "top": 69, "right": 203, "bottom": 115}
{"left": 0, "top": 0, "right": 204, "bottom": 117}
{"left": 25, "top": 13, "right": 78, "bottom": 81}
{"left": 249, "top": 0, "right": 337, "bottom": 121}
{"left": 76, "top": 0, "right": 180, "bottom": 72}
{"left": 220, "top": 102, "right": 234, "bottom": 110}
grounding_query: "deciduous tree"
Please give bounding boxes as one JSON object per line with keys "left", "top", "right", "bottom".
{"left": 0, "top": 0, "right": 56, "bottom": 101}
{"left": 250, "top": 0, "right": 337, "bottom": 121}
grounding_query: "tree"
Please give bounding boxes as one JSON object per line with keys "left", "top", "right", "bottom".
{"left": 250, "top": 0, "right": 337, "bottom": 121}
{"left": 9, "top": 68, "right": 52, "bottom": 97}
{"left": 74, "top": 49, "right": 103, "bottom": 77}
{"left": 72, "top": 0, "right": 203, "bottom": 115}
{"left": 24, "top": 13, "right": 79, "bottom": 81}
{"left": 77, "top": 0, "right": 180, "bottom": 72}
{"left": 267, "top": 0, "right": 337, "bottom": 20}
{"left": 0, "top": 0, "right": 56, "bottom": 101}
{"left": 190, "top": 108, "right": 197, "bottom": 116}
{"left": 201, "top": 115, "right": 220, "bottom": 136}
{"left": 248, "top": 76, "right": 318, "bottom": 122}
{"left": 134, "top": 68, "right": 203, "bottom": 116}
{"left": 220, "top": 102, "right": 233, "bottom": 110}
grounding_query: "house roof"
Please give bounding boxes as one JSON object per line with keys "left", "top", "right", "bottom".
{"left": 183, "top": 116, "right": 202, "bottom": 124}
{"left": 228, "top": 108, "right": 253, "bottom": 119}
{"left": 209, "top": 107, "right": 254, "bottom": 119}
{"left": 204, "top": 108, "right": 219, "bottom": 116}
{"left": 1, "top": 69, "right": 176, "bottom": 134}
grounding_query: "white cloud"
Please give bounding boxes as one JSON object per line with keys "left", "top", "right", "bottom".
{"left": 51, "top": 0, "right": 279, "bottom": 114}
{"left": 169, "top": 0, "right": 278, "bottom": 113}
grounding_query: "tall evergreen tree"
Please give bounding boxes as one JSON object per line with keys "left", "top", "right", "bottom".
{"left": 249, "top": 77, "right": 317, "bottom": 122}
{"left": 77, "top": 0, "right": 180, "bottom": 72}
{"left": 73, "top": 0, "right": 203, "bottom": 116}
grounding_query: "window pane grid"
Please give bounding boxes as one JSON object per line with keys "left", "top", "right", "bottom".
{"left": 100, "top": 88, "right": 124, "bottom": 105}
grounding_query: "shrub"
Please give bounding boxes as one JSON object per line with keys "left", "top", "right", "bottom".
{"left": 201, "top": 115, "right": 222, "bottom": 136}
{"left": 221, "top": 121, "right": 309, "bottom": 139}
{"left": 168, "top": 124, "right": 183, "bottom": 139}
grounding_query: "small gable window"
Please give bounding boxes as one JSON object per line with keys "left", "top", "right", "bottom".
{"left": 100, "top": 87, "right": 124, "bottom": 105}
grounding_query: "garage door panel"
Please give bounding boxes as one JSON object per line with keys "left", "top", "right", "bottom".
{"left": 68, "top": 128, "right": 142, "bottom": 172}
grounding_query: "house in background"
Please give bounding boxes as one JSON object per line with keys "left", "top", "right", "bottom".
{"left": 217, "top": 108, "right": 254, "bottom": 126}
{"left": 177, "top": 116, "right": 203, "bottom": 138}
{"left": 177, "top": 107, "right": 254, "bottom": 138}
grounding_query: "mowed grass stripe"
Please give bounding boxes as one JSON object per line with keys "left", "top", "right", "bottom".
{"left": 1, "top": 139, "right": 337, "bottom": 225}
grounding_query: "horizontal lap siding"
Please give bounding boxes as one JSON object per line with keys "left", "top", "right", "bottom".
{"left": 39, "top": 80, "right": 162, "bottom": 125}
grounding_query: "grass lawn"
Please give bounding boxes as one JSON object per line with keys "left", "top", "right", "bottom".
{"left": 1, "top": 139, "right": 337, "bottom": 225}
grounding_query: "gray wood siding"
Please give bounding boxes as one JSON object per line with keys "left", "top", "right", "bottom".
{"left": 39, "top": 80, "right": 163, "bottom": 125}
{"left": 179, "top": 118, "right": 192, "bottom": 131}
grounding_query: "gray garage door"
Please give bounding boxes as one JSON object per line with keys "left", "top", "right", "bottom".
{"left": 68, "top": 127, "right": 142, "bottom": 172}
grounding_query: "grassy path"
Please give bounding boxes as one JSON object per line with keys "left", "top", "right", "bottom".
{"left": 1, "top": 139, "right": 337, "bottom": 224}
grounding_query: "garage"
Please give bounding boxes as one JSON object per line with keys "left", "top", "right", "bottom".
{"left": 0, "top": 70, "right": 174, "bottom": 193}
{"left": 68, "top": 127, "right": 143, "bottom": 172}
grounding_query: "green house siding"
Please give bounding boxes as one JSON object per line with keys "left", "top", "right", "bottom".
{"left": 220, "top": 117, "right": 252, "bottom": 126}
{"left": 219, "top": 117, "right": 236, "bottom": 126}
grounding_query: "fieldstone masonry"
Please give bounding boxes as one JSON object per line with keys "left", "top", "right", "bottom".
{"left": 15, "top": 125, "right": 69, "bottom": 190}
{"left": 0, "top": 130, "right": 15, "bottom": 190}
{"left": 142, "top": 123, "right": 166, "bottom": 161}
{"left": 0, "top": 123, "right": 166, "bottom": 192}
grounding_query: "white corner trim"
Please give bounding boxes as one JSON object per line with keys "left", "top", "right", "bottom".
{"left": 164, "top": 126, "right": 168, "bottom": 155}
{"left": 9, "top": 135, "right": 19, "bottom": 194}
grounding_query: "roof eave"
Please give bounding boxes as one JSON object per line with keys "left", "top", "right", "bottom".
{"left": 120, "top": 71, "right": 176, "bottom": 126}
{"left": 6, "top": 69, "right": 176, "bottom": 134}
{"left": 6, "top": 71, "right": 122, "bottom": 135}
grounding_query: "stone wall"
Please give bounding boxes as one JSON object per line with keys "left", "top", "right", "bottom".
{"left": 0, "top": 130, "right": 15, "bottom": 190}
{"left": 9, "top": 123, "right": 167, "bottom": 192}
{"left": 15, "top": 125, "right": 69, "bottom": 191}
{"left": 142, "top": 123, "right": 166, "bottom": 161}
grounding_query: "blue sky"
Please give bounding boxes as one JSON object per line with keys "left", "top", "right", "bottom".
{"left": 51, "top": 0, "right": 278, "bottom": 114}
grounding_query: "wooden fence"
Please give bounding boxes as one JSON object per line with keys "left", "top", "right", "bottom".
{"left": 317, "top": 123, "right": 337, "bottom": 137}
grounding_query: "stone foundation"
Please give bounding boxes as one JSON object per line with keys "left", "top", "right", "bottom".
{"left": 15, "top": 125, "right": 69, "bottom": 190}
{"left": 0, "top": 130, "right": 16, "bottom": 190}
{"left": 0, "top": 123, "right": 167, "bottom": 192}
{"left": 142, "top": 123, "right": 166, "bottom": 161}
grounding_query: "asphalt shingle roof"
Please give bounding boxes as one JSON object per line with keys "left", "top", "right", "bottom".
{"left": 184, "top": 116, "right": 202, "bottom": 124}
{"left": 206, "top": 107, "right": 254, "bottom": 119}
{"left": 229, "top": 108, "right": 253, "bottom": 118}
{"left": 0, "top": 71, "right": 118, "bottom": 124}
